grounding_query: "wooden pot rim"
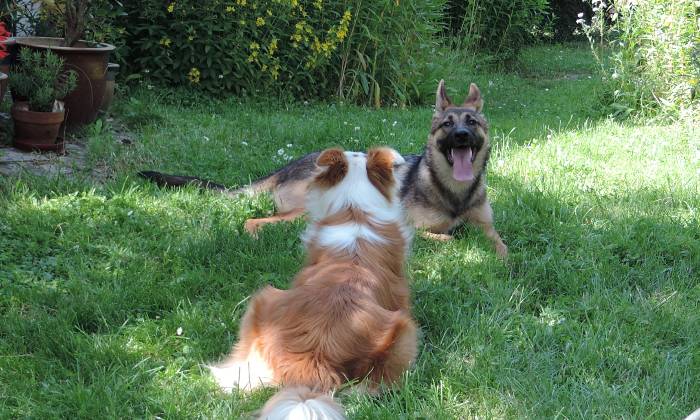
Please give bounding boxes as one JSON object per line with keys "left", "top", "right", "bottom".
{"left": 15, "top": 36, "right": 115, "bottom": 53}
{"left": 12, "top": 101, "right": 66, "bottom": 124}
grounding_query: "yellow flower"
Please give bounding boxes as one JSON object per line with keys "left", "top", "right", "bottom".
{"left": 250, "top": 41, "right": 260, "bottom": 50}
{"left": 236, "top": 0, "right": 246, "bottom": 5}
{"left": 159, "top": 37, "right": 172, "bottom": 47}
{"left": 256, "top": 17, "right": 265, "bottom": 26}
{"left": 261, "top": 64, "right": 268, "bottom": 72}
{"left": 271, "top": 65, "right": 280, "bottom": 80}
{"left": 313, "top": 0, "right": 322, "bottom": 9}
{"left": 188, "top": 35, "right": 194, "bottom": 41}
{"left": 291, "top": 0, "right": 298, "bottom": 7}
{"left": 268, "top": 38, "right": 278, "bottom": 55}
{"left": 167, "top": 2, "right": 175, "bottom": 13}
{"left": 225, "top": 5, "right": 235, "bottom": 13}
{"left": 188, "top": 67, "right": 200, "bottom": 84}
{"left": 266, "top": 9, "right": 272, "bottom": 16}
{"left": 336, "top": 10, "right": 352, "bottom": 41}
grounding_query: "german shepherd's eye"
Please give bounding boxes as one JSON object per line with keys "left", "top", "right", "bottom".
{"left": 442, "top": 120, "right": 453, "bottom": 128}
{"left": 465, "top": 118, "right": 477, "bottom": 126}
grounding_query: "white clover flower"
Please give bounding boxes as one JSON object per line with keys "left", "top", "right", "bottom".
{"left": 241, "top": 141, "right": 248, "bottom": 146}
{"left": 287, "top": 143, "right": 293, "bottom": 148}
{"left": 176, "top": 327, "right": 183, "bottom": 336}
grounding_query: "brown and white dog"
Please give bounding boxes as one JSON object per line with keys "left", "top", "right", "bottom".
{"left": 209, "top": 148, "right": 418, "bottom": 419}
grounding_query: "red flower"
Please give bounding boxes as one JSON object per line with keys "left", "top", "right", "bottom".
{"left": 0, "top": 22, "right": 10, "bottom": 60}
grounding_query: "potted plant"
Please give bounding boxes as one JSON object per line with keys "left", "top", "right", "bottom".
{"left": 10, "top": 48, "right": 77, "bottom": 152}
{"left": 14, "top": 0, "right": 115, "bottom": 128}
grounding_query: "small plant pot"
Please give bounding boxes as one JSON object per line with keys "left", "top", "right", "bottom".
{"left": 99, "top": 63, "right": 120, "bottom": 112}
{"left": 11, "top": 101, "right": 66, "bottom": 153}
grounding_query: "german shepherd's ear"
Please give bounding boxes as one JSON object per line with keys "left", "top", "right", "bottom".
{"left": 435, "top": 79, "right": 453, "bottom": 112}
{"left": 463, "top": 83, "right": 483, "bottom": 112}
{"left": 314, "top": 148, "right": 348, "bottom": 187}
{"left": 367, "top": 147, "right": 403, "bottom": 200}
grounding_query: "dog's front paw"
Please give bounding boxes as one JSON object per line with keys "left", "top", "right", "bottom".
{"left": 244, "top": 219, "right": 261, "bottom": 237}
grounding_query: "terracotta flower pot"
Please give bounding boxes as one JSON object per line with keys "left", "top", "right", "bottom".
{"left": 12, "top": 101, "right": 66, "bottom": 153}
{"left": 15, "top": 37, "right": 115, "bottom": 130}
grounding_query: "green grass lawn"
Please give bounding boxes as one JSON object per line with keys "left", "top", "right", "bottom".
{"left": 1, "top": 43, "right": 699, "bottom": 418}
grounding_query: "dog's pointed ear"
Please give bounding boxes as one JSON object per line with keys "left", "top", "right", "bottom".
{"left": 367, "top": 147, "right": 402, "bottom": 200}
{"left": 435, "top": 79, "right": 452, "bottom": 112}
{"left": 463, "top": 83, "right": 483, "bottom": 112}
{"left": 314, "top": 148, "right": 348, "bottom": 187}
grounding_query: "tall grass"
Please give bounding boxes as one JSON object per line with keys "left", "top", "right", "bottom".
{"left": 443, "top": 0, "right": 550, "bottom": 64}
{"left": 580, "top": 0, "right": 700, "bottom": 118}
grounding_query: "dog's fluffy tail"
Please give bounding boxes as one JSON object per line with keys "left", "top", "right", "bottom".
{"left": 138, "top": 170, "right": 279, "bottom": 198}
{"left": 258, "top": 386, "right": 345, "bottom": 420}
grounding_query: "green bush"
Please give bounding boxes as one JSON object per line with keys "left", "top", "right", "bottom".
{"left": 581, "top": 0, "right": 699, "bottom": 117}
{"left": 119, "top": 0, "right": 444, "bottom": 106}
{"left": 443, "top": 0, "right": 551, "bottom": 63}
{"left": 10, "top": 48, "right": 77, "bottom": 112}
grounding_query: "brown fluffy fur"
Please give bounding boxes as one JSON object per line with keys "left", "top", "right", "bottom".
{"left": 210, "top": 148, "right": 417, "bottom": 409}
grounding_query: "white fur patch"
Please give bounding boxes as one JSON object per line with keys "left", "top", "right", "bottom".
{"left": 303, "top": 222, "right": 386, "bottom": 251}
{"left": 260, "top": 388, "right": 346, "bottom": 420}
{"left": 209, "top": 348, "right": 275, "bottom": 392}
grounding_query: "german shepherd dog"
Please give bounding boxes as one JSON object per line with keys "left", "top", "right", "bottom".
{"left": 140, "top": 80, "right": 507, "bottom": 258}
{"left": 209, "top": 147, "right": 417, "bottom": 419}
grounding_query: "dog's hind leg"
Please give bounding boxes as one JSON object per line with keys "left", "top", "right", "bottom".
{"left": 464, "top": 199, "right": 508, "bottom": 259}
{"left": 244, "top": 207, "right": 306, "bottom": 237}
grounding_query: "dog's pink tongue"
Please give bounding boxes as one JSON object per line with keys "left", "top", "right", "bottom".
{"left": 451, "top": 148, "right": 474, "bottom": 181}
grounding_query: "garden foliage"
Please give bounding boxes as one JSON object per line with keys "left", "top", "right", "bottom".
{"left": 581, "top": 0, "right": 700, "bottom": 117}
{"left": 120, "top": 0, "right": 445, "bottom": 106}
{"left": 443, "top": 0, "right": 551, "bottom": 63}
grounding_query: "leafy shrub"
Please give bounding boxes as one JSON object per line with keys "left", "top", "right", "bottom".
{"left": 580, "top": 0, "right": 699, "bottom": 117}
{"left": 10, "top": 48, "right": 77, "bottom": 112}
{"left": 443, "top": 0, "right": 551, "bottom": 63}
{"left": 118, "top": 0, "right": 444, "bottom": 106}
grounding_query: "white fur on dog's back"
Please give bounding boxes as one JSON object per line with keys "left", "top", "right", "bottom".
{"left": 259, "top": 387, "right": 345, "bottom": 420}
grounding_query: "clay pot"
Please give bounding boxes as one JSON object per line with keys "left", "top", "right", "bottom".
{"left": 100, "top": 63, "right": 120, "bottom": 112}
{"left": 11, "top": 101, "right": 66, "bottom": 153}
{"left": 15, "top": 37, "right": 115, "bottom": 129}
